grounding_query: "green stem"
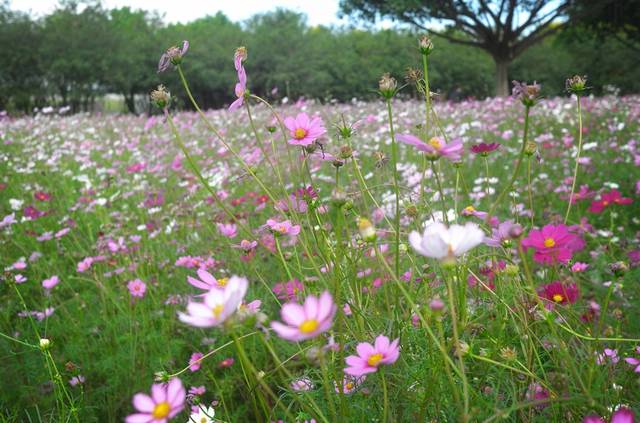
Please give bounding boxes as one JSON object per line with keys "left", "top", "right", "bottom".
{"left": 386, "top": 99, "right": 401, "bottom": 277}
{"left": 487, "top": 105, "right": 531, "bottom": 222}
{"left": 564, "top": 95, "right": 583, "bottom": 223}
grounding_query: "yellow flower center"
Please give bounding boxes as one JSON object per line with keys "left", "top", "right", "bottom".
{"left": 200, "top": 418, "right": 208, "bottom": 423}
{"left": 428, "top": 137, "right": 442, "bottom": 150}
{"left": 602, "top": 200, "right": 609, "bottom": 206}
{"left": 217, "top": 277, "right": 228, "bottom": 287}
{"left": 212, "top": 304, "right": 224, "bottom": 318}
{"left": 464, "top": 206, "right": 475, "bottom": 213}
{"left": 367, "top": 353, "right": 383, "bottom": 367}
{"left": 152, "top": 402, "right": 171, "bottom": 419}
{"left": 552, "top": 294, "right": 564, "bottom": 303}
{"left": 543, "top": 238, "right": 556, "bottom": 248}
{"left": 294, "top": 128, "right": 307, "bottom": 140}
{"left": 299, "top": 319, "right": 319, "bottom": 333}
{"left": 345, "top": 382, "right": 354, "bottom": 390}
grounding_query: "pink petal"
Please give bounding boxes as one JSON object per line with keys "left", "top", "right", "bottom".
{"left": 132, "top": 393, "right": 155, "bottom": 412}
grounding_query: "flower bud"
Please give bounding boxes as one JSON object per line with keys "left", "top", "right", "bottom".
{"left": 150, "top": 85, "right": 171, "bottom": 110}
{"left": 405, "top": 202, "right": 418, "bottom": 218}
{"left": 339, "top": 145, "right": 353, "bottom": 160}
{"left": 419, "top": 35, "right": 434, "bottom": 55}
{"left": 378, "top": 73, "right": 397, "bottom": 99}
{"left": 331, "top": 187, "right": 348, "bottom": 207}
{"left": 39, "top": 338, "right": 51, "bottom": 351}
{"left": 358, "top": 217, "right": 377, "bottom": 242}
{"left": 524, "top": 141, "right": 537, "bottom": 156}
{"left": 332, "top": 159, "right": 344, "bottom": 168}
{"left": 429, "top": 298, "right": 445, "bottom": 312}
{"left": 566, "top": 75, "right": 587, "bottom": 96}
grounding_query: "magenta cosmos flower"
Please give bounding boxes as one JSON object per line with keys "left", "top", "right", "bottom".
{"left": 344, "top": 335, "right": 400, "bottom": 377}
{"left": 583, "top": 408, "right": 636, "bottom": 423}
{"left": 521, "top": 224, "right": 584, "bottom": 265}
{"left": 125, "top": 378, "right": 185, "bottom": 423}
{"left": 396, "top": 134, "right": 463, "bottom": 162}
{"left": 284, "top": 113, "right": 326, "bottom": 146}
{"left": 470, "top": 142, "right": 500, "bottom": 155}
{"left": 624, "top": 346, "right": 640, "bottom": 373}
{"left": 271, "top": 290, "right": 336, "bottom": 341}
{"left": 538, "top": 281, "right": 579, "bottom": 309}
{"left": 588, "top": 189, "right": 633, "bottom": 213}
{"left": 128, "top": 279, "right": 147, "bottom": 298}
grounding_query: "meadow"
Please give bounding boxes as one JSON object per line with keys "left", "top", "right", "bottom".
{"left": 1, "top": 42, "right": 640, "bottom": 422}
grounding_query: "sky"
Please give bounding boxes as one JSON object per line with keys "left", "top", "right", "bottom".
{"left": 9, "top": 0, "right": 366, "bottom": 27}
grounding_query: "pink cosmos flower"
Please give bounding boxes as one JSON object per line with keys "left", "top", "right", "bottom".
{"left": 624, "top": 346, "right": 640, "bottom": 373}
{"left": 217, "top": 223, "right": 238, "bottom": 238}
{"left": 69, "top": 375, "right": 85, "bottom": 386}
{"left": 128, "top": 279, "right": 147, "bottom": 298}
{"left": 334, "top": 375, "right": 366, "bottom": 394}
{"left": 470, "top": 142, "right": 500, "bottom": 155}
{"left": 596, "top": 348, "right": 619, "bottom": 365}
{"left": 588, "top": 189, "right": 633, "bottom": 213}
{"left": 344, "top": 335, "right": 400, "bottom": 377}
{"left": 266, "top": 218, "right": 301, "bottom": 236}
{"left": 396, "top": 134, "right": 464, "bottom": 162}
{"left": 284, "top": 113, "right": 326, "bottom": 146}
{"left": 583, "top": 408, "right": 636, "bottom": 423}
{"left": 189, "top": 352, "right": 204, "bottom": 372}
{"left": 42, "top": 275, "right": 59, "bottom": 290}
{"left": 538, "top": 281, "right": 579, "bottom": 309}
{"left": 125, "top": 378, "right": 185, "bottom": 423}
{"left": 485, "top": 220, "right": 523, "bottom": 247}
{"left": 521, "top": 224, "right": 584, "bottom": 265}
{"left": 34, "top": 191, "right": 52, "bottom": 201}
{"left": 571, "top": 262, "right": 589, "bottom": 272}
{"left": 271, "top": 291, "right": 336, "bottom": 342}
{"left": 290, "top": 377, "right": 314, "bottom": 391}
{"left": 187, "top": 269, "right": 229, "bottom": 292}
{"left": 178, "top": 275, "right": 248, "bottom": 327}
{"left": 272, "top": 279, "right": 305, "bottom": 301}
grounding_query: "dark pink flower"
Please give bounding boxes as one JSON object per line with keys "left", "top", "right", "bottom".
{"left": 470, "top": 142, "right": 500, "bottom": 155}
{"left": 583, "top": 408, "right": 636, "bottom": 423}
{"left": 521, "top": 224, "right": 584, "bottom": 265}
{"left": 189, "top": 352, "right": 204, "bottom": 372}
{"left": 588, "top": 190, "right": 633, "bottom": 213}
{"left": 538, "top": 281, "right": 579, "bottom": 309}
{"left": 272, "top": 279, "right": 304, "bottom": 301}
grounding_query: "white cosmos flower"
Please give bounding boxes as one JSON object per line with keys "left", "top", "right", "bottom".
{"left": 409, "top": 222, "right": 484, "bottom": 261}
{"left": 178, "top": 275, "right": 248, "bottom": 328}
{"left": 188, "top": 405, "right": 215, "bottom": 423}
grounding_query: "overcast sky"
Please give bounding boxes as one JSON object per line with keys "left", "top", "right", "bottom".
{"left": 9, "top": 0, "right": 373, "bottom": 27}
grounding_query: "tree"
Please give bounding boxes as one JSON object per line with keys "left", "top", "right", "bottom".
{"left": 339, "top": 0, "right": 573, "bottom": 96}
{"left": 570, "top": 0, "right": 640, "bottom": 53}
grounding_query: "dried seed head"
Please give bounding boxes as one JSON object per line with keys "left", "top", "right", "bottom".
{"left": 150, "top": 85, "right": 171, "bottom": 109}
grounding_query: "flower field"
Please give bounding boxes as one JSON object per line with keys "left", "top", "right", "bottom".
{"left": 1, "top": 45, "right": 640, "bottom": 422}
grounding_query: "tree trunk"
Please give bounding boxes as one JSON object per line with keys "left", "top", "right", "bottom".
{"left": 494, "top": 59, "right": 510, "bottom": 97}
{"left": 124, "top": 91, "right": 136, "bottom": 114}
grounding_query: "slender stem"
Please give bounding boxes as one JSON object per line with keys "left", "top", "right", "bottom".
{"left": 564, "top": 95, "right": 583, "bottom": 223}
{"left": 487, "top": 106, "right": 531, "bottom": 222}
{"left": 381, "top": 368, "right": 389, "bottom": 423}
{"left": 527, "top": 157, "right": 534, "bottom": 227}
{"left": 431, "top": 161, "right": 448, "bottom": 223}
{"left": 386, "top": 99, "right": 401, "bottom": 277}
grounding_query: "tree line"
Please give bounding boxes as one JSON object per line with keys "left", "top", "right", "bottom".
{"left": 0, "top": 1, "right": 638, "bottom": 115}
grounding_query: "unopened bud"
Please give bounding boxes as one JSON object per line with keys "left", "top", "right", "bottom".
{"left": 405, "top": 203, "right": 418, "bottom": 218}
{"left": 39, "top": 338, "right": 51, "bottom": 351}
{"left": 150, "top": 85, "right": 171, "bottom": 109}
{"left": 339, "top": 145, "right": 353, "bottom": 159}
{"left": 429, "top": 298, "right": 445, "bottom": 312}
{"left": 378, "top": 73, "right": 397, "bottom": 99}
{"left": 524, "top": 141, "right": 537, "bottom": 156}
{"left": 566, "top": 75, "right": 587, "bottom": 96}
{"left": 419, "top": 35, "right": 434, "bottom": 55}
{"left": 331, "top": 188, "right": 348, "bottom": 207}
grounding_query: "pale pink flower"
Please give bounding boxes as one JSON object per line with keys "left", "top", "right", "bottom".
{"left": 409, "top": 222, "right": 484, "bottom": 261}
{"left": 271, "top": 291, "right": 336, "bottom": 342}
{"left": 42, "top": 275, "right": 59, "bottom": 290}
{"left": 187, "top": 269, "right": 229, "bottom": 292}
{"left": 344, "top": 335, "right": 400, "bottom": 377}
{"left": 284, "top": 113, "right": 326, "bottom": 146}
{"left": 178, "top": 276, "right": 248, "bottom": 327}
{"left": 266, "top": 218, "right": 301, "bottom": 236}
{"left": 127, "top": 279, "right": 147, "bottom": 298}
{"left": 189, "top": 352, "right": 204, "bottom": 372}
{"left": 396, "top": 134, "right": 464, "bottom": 162}
{"left": 125, "top": 378, "right": 185, "bottom": 422}
{"left": 217, "top": 223, "right": 238, "bottom": 238}
{"left": 334, "top": 375, "right": 365, "bottom": 394}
